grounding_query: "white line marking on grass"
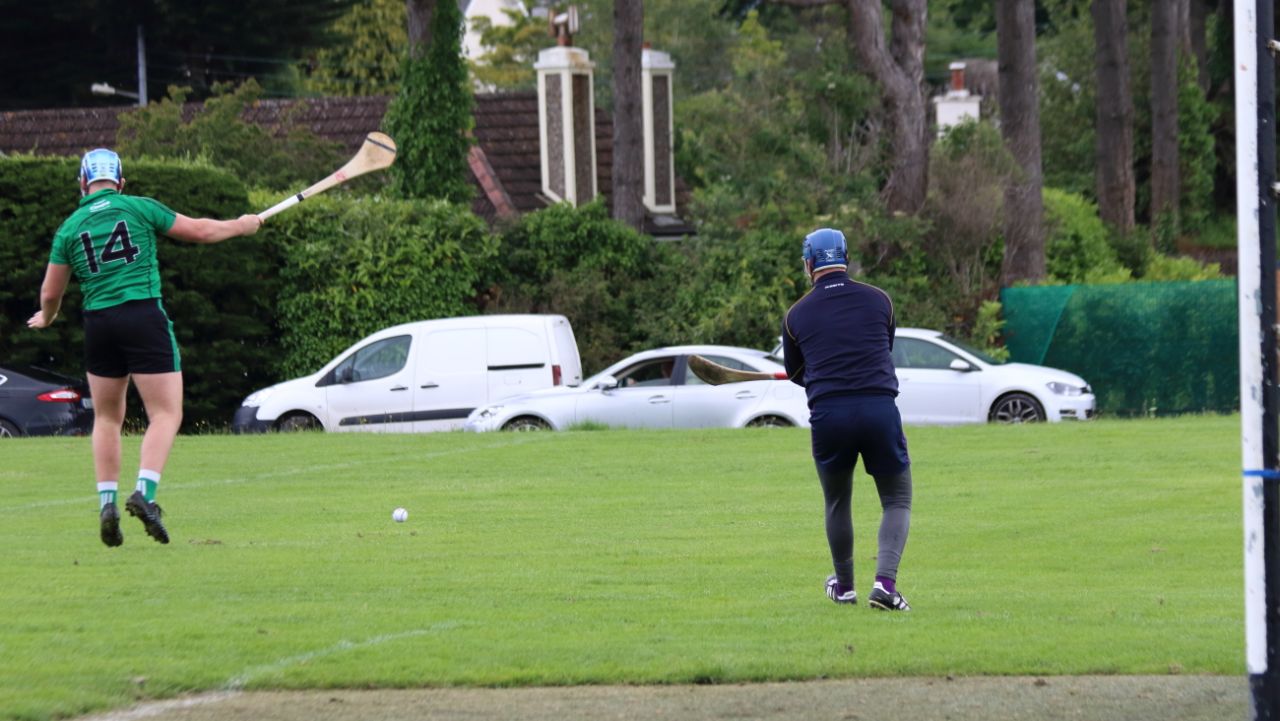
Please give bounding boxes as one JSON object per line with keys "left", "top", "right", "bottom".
{"left": 223, "top": 624, "right": 458, "bottom": 690}
{"left": 0, "top": 436, "right": 552, "bottom": 515}
{"left": 75, "top": 624, "right": 461, "bottom": 721}
{"left": 74, "top": 691, "right": 242, "bottom": 721}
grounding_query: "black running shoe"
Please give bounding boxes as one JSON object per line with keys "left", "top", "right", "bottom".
{"left": 868, "top": 582, "right": 910, "bottom": 611}
{"left": 825, "top": 574, "right": 857, "bottom": 605}
{"left": 100, "top": 503, "right": 123, "bottom": 547}
{"left": 125, "top": 491, "right": 169, "bottom": 544}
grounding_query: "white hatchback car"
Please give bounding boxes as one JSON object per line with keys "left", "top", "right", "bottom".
{"left": 464, "top": 345, "right": 810, "bottom": 431}
{"left": 773, "top": 327, "right": 1095, "bottom": 423}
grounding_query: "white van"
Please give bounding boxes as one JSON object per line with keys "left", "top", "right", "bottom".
{"left": 232, "top": 315, "right": 582, "bottom": 433}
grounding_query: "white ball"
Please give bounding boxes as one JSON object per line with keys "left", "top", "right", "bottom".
{"left": 392, "top": 507, "right": 408, "bottom": 523}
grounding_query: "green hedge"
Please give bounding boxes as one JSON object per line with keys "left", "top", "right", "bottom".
{"left": 260, "top": 192, "right": 496, "bottom": 378}
{"left": 0, "top": 155, "right": 280, "bottom": 430}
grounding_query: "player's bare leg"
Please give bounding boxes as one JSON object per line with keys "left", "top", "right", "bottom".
{"left": 133, "top": 371, "right": 183, "bottom": 475}
{"left": 87, "top": 373, "right": 129, "bottom": 547}
{"left": 125, "top": 371, "right": 182, "bottom": 544}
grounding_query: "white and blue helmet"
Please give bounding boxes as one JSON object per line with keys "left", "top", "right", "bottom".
{"left": 802, "top": 227, "right": 848, "bottom": 272}
{"left": 80, "top": 148, "right": 123, "bottom": 188}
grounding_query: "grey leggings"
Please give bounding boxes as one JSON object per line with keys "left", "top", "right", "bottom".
{"left": 820, "top": 466, "right": 912, "bottom": 590}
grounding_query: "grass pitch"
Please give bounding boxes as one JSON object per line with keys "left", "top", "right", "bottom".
{"left": 0, "top": 416, "right": 1243, "bottom": 721}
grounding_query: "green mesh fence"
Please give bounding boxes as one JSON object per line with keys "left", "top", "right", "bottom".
{"left": 1000, "top": 280, "right": 1239, "bottom": 416}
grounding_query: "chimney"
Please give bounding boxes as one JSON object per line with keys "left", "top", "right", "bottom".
{"left": 641, "top": 46, "right": 676, "bottom": 214}
{"left": 949, "top": 62, "right": 967, "bottom": 94}
{"left": 535, "top": 45, "right": 598, "bottom": 206}
{"left": 933, "top": 61, "right": 981, "bottom": 137}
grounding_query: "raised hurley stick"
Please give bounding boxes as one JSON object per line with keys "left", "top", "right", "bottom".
{"left": 687, "top": 354, "right": 789, "bottom": 385}
{"left": 259, "top": 132, "right": 397, "bottom": 220}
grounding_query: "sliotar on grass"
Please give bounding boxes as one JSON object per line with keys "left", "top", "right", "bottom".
{"left": 0, "top": 416, "right": 1243, "bottom": 721}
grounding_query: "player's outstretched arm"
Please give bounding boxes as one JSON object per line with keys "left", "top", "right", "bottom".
{"left": 27, "top": 263, "right": 71, "bottom": 329}
{"left": 168, "top": 214, "right": 262, "bottom": 244}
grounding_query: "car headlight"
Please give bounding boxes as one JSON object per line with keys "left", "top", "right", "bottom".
{"left": 1046, "top": 381, "right": 1087, "bottom": 396}
{"left": 476, "top": 406, "right": 503, "bottom": 419}
{"left": 242, "top": 387, "right": 276, "bottom": 407}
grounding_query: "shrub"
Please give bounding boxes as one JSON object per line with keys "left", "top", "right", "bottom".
{"left": 487, "top": 201, "right": 669, "bottom": 373}
{"left": 1042, "top": 188, "right": 1131, "bottom": 284}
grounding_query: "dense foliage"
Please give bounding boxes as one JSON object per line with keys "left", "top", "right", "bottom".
{"left": 117, "top": 80, "right": 347, "bottom": 192}
{"left": 0, "top": 0, "right": 358, "bottom": 109}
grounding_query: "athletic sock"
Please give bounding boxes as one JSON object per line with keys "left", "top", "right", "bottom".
{"left": 97, "top": 481, "right": 118, "bottom": 509}
{"left": 875, "top": 576, "right": 896, "bottom": 594}
{"left": 136, "top": 469, "right": 160, "bottom": 502}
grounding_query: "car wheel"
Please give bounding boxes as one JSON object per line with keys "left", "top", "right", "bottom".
{"left": 503, "top": 416, "right": 551, "bottom": 432}
{"left": 746, "top": 415, "right": 793, "bottom": 428}
{"left": 0, "top": 419, "right": 19, "bottom": 438}
{"left": 989, "top": 393, "right": 1046, "bottom": 423}
{"left": 276, "top": 413, "right": 321, "bottom": 432}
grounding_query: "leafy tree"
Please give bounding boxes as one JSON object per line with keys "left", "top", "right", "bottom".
{"left": 767, "top": 0, "right": 931, "bottom": 214}
{"left": 116, "top": 80, "right": 345, "bottom": 192}
{"left": 469, "top": 1, "right": 548, "bottom": 90}
{"left": 385, "top": 0, "right": 475, "bottom": 201}
{"left": 304, "top": 0, "right": 407, "bottom": 96}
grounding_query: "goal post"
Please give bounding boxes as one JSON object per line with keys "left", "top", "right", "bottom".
{"left": 1235, "top": 0, "right": 1280, "bottom": 716}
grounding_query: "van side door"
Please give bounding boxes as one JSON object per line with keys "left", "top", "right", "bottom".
{"left": 412, "top": 327, "right": 488, "bottom": 432}
{"left": 487, "top": 325, "right": 554, "bottom": 400}
{"left": 322, "top": 334, "right": 416, "bottom": 433}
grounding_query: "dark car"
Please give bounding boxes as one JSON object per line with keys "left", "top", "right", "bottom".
{"left": 0, "top": 365, "right": 94, "bottom": 437}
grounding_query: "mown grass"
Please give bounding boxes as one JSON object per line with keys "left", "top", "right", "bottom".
{"left": 0, "top": 416, "right": 1244, "bottom": 720}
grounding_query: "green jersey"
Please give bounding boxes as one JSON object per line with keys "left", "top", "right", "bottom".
{"left": 49, "top": 189, "right": 177, "bottom": 311}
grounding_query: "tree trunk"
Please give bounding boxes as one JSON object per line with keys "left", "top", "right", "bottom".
{"left": 846, "top": 0, "right": 929, "bottom": 214}
{"left": 1091, "top": 0, "right": 1136, "bottom": 234}
{"left": 1150, "top": 0, "right": 1181, "bottom": 225}
{"left": 996, "top": 0, "right": 1046, "bottom": 285}
{"left": 612, "top": 0, "right": 646, "bottom": 231}
{"left": 407, "top": 0, "right": 436, "bottom": 56}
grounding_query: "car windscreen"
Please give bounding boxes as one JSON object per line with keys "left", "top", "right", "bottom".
{"left": 936, "top": 335, "right": 1005, "bottom": 365}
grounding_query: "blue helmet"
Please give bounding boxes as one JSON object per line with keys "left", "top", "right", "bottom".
{"left": 80, "top": 148, "right": 123, "bottom": 187}
{"left": 802, "top": 228, "right": 848, "bottom": 272}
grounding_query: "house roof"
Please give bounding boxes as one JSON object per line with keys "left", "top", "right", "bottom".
{"left": 0, "top": 92, "right": 692, "bottom": 236}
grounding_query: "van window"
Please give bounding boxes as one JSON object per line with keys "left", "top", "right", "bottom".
{"left": 333, "top": 335, "right": 411, "bottom": 383}
{"left": 420, "top": 329, "right": 486, "bottom": 373}
{"left": 488, "top": 327, "right": 548, "bottom": 369}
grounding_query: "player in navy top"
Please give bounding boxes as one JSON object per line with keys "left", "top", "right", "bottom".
{"left": 782, "top": 228, "right": 913, "bottom": 611}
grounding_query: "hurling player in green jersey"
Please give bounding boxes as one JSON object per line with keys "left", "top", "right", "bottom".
{"left": 27, "top": 148, "right": 262, "bottom": 547}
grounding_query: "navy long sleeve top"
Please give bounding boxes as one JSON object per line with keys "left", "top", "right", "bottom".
{"left": 781, "top": 272, "right": 899, "bottom": 407}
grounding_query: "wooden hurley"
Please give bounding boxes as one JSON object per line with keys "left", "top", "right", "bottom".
{"left": 687, "top": 354, "right": 790, "bottom": 385}
{"left": 259, "top": 132, "right": 397, "bottom": 220}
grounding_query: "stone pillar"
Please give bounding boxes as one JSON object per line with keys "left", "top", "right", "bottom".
{"left": 641, "top": 47, "right": 676, "bottom": 214}
{"left": 535, "top": 46, "right": 597, "bottom": 205}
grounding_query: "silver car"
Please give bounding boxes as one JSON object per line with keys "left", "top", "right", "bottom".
{"left": 464, "top": 345, "right": 810, "bottom": 431}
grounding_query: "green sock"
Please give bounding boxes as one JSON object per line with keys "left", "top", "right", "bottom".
{"left": 97, "top": 482, "right": 117, "bottom": 510}
{"left": 136, "top": 470, "right": 160, "bottom": 502}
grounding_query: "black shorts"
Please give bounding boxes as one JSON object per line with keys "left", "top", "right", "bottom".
{"left": 809, "top": 394, "right": 910, "bottom": 478}
{"left": 83, "top": 299, "right": 182, "bottom": 377}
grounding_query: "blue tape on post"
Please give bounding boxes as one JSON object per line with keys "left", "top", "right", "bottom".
{"left": 1243, "top": 469, "right": 1280, "bottom": 479}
